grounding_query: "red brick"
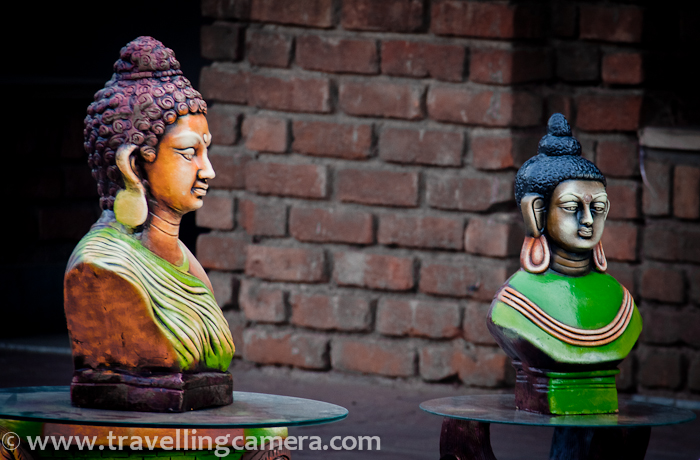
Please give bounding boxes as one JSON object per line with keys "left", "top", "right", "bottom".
{"left": 201, "top": 23, "right": 244, "bottom": 61}
{"left": 297, "top": 36, "right": 378, "bottom": 75}
{"left": 239, "top": 198, "right": 287, "bottom": 237}
{"left": 616, "top": 352, "right": 635, "bottom": 390}
{"left": 289, "top": 206, "right": 373, "bottom": 245}
{"left": 681, "top": 308, "right": 700, "bottom": 348}
{"left": 419, "top": 259, "right": 512, "bottom": 301}
{"left": 470, "top": 48, "right": 551, "bottom": 85}
{"left": 426, "top": 173, "right": 513, "bottom": 212}
{"left": 331, "top": 337, "right": 416, "bottom": 377}
{"left": 600, "top": 221, "right": 638, "bottom": 262}
{"left": 196, "top": 232, "right": 251, "bottom": 270}
{"left": 551, "top": 1, "right": 577, "bottom": 38}
{"left": 242, "top": 116, "right": 288, "bottom": 153}
{"left": 673, "top": 165, "right": 700, "bottom": 220}
{"left": 196, "top": 193, "right": 235, "bottom": 230}
{"left": 556, "top": 43, "right": 600, "bottom": 82}
{"left": 247, "top": 30, "right": 292, "bottom": 68}
{"left": 337, "top": 169, "right": 418, "bottom": 208}
{"left": 463, "top": 301, "right": 497, "bottom": 346}
{"left": 689, "top": 266, "right": 700, "bottom": 304}
{"left": 223, "top": 310, "right": 246, "bottom": 358}
{"left": 640, "top": 306, "right": 682, "bottom": 345}
{"left": 206, "top": 105, "right": 241, "bottom": 146}
{"left": 245, "top": 162, "right": 328, "bottom": 199}
{"left": 202, "top": 0, "right": 250, "bottom": 19}
{"left": 602, "top": 53, "right": 644, "bottom": 85}
{"left": 689, "top": 353, "right": 700, "bottom": 392}
{"left": 640, "top": 266, "right": 685, "bottom": 304}
{"left": 431, "top": 1, "right": 542, "bottom": 39}
{"left": 292, "top": 121, "right": 372, "bottom": 160}
{"left": 643, "top": 222, "right": 700, "bottom": 264}
{"left": 637, "top": 346, "right": 683, "bottom": 389}
{"left": 546, "top": 94, "right": 574, "bottom": 122}
{"left": 606, "top": 179, "right": 639, "bottom": 220}
{"left": 290, "top": 293, "right": 373, "bottom": 331}
{"left": 596, "top": 137, "right": 639, "bottom": 177}
{"left": 209, "top": 271, "right": 240, "bottom": 309}
{"left": 607, "top": 262, "right": 636, "bottom": 298}
{"left": 249, "top": 74, "right": 331, "bottom": 113}
{"left": 342, "top": 0, "right": 424, "bottom": 33}
{"left": 580, "top": 5, "right": 643, "bottom": 43}
{"left": 576, "top": 93, "right": 643, "bottom": 132}
{"left": 38, "top": 205, "right": 99, "bottom": 241}
{"left": 642, "top": 159, "right": 671, "bottom": 216}
{"left": 200, "top": 67, "right": 248, "bottom": 104}
{"left": 333, "top": 251, "right": 414, "bottom": 291}
{"left": 209, "top": 147, "right": 252, "bottom": 190}
{"left": 378, "top": 214, "right": 464, "bottom": 250}
{"left": 420, "top": 343, "right": 456, "bottom": 381}
{"left": 239, "top": 279, "right": 287, "bottom": 323}
{"left": 464, "top": 214, "right": 523, "bottom": 257}
{"left": 471, "top": 131, "right": 539, "bottom": 170}
{"left": 452, "top": 341, "right": 512, "bottom": 387}
{"left": 427, "top": 86, "right": 542, "bottom": 127}
{"left": 379, "top": 128, "right": 463, "bottom": 166}
{"left": 244, "top": 327, "right": 329, "bottom": 369}
{"left": 250, "top": 0, "right": 332, "bottom": 28}
{"left": 339, "top": 81, "right": 423, "bottom": 120}
{"left": 246, "top": 245, "right": 326, "bottom": 282}
{"left": 381, "top": 41, "right": 465, "bottom": 82}
{"left": 377, "top": 298, "right": 461, "bottom": 339}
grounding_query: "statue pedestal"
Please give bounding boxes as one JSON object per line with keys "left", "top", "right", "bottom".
{"left": 420, "top": 394, "right": 695, "bottom": 460}
{"left": 0, "top": 386, "right": 348, "bottom": 460}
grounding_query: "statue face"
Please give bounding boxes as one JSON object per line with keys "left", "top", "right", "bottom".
{"left": 144, "top": 114, "right": 214, "bottom": 215}
{"left": 546, "top": 180, "right": 608, "bottom": 253}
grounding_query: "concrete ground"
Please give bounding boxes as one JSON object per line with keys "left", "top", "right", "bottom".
{"left": 1, "top": 335, "right": 698, "bottom": 460}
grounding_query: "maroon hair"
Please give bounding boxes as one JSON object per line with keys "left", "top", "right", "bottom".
{"left": 84, "top": 36, "right": 207, "bottom": 210}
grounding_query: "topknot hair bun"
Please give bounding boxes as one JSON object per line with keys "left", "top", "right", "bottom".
{"left": 114, "top": 36, "right": 181, "bottom": 78}
{"left": 537, "top": 113, "right": 581, "bottom": 157}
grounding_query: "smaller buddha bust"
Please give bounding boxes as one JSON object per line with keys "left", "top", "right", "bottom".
{"left": 487, "top": 114, "right": 642, "bottom": 415}
{"left": 64, "top": 37, "right": 234, "bottom": 412}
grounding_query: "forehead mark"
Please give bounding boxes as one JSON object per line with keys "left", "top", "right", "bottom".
{"left": 583, "top": 194, "right": 592, "bottom": 203}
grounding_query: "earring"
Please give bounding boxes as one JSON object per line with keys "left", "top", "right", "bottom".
{"left": 521, "top": 235, "right": 550, "bottom": 274}
{"left": 114, "top": 144, "right": 148, "bottom": 228}
{"left": 593, "top": 241, "right": 607, "bottom": 272}
{"left": 114, "top": 186, "right": 147, "bottom": 228}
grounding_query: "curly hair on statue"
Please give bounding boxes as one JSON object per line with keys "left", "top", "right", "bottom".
{"left": 84, "top": 36, "right": 207, "bottom": 211}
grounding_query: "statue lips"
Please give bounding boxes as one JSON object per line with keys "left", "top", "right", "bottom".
{"left": 192, "top": 181, "right": 208, "bottom": 198}
{"left": 578, "top": 226, "right": 593, "bottom": 238}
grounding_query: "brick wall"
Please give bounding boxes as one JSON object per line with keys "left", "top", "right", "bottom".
{"left": 198, "top": 0, "right": 699, "bottom": 400}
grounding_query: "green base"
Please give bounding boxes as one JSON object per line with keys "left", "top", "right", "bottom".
{"left": 547, "top": 370, "right": 619, "bottom": 415}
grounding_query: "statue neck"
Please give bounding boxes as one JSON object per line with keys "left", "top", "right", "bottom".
{"left": 549, "top": 242, "right": 591, "bottom": 277}
{"left": 141, "top": 202, "right": 185, "bottom": 266}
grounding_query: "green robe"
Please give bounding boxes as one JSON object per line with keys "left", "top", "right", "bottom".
{"left": 67, "top": 217, "right": 234, "bottom": 372}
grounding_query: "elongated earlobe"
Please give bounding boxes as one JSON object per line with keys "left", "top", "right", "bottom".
{"left": 520, "top": 194, "right": 545, "bottom": 238}
{"left": 114, "top": 144, "right": 148, "bottom": 228}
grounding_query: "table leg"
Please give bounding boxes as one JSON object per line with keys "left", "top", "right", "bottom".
{"left": 549, "top": 426, "right": 651, "bottom": 460}
{"left": 439, "top": 418, "right": 497, "bottom": 460}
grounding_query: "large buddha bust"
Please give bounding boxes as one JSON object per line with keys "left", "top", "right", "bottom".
{"left": 64, "top": 37, "right": 234, "bottom": 412}
{"left": 487, "top": 114, "right": 642, "bottom": 415}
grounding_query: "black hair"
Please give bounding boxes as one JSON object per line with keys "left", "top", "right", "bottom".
{"left": 515, "top": 113, "right": 606, "bottom": 208}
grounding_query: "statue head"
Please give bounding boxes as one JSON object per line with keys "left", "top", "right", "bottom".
{"left": 84, "top": 36, "right": 212, "bottom": 227}
{"left": 515, "top": 114, "right": 609, "bottom": 274}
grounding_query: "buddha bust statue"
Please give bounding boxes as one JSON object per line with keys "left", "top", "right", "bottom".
{"left": 64, "top": 37, "right": 234, "bottom": 412}
{"left": 487, "top": 114, "right": 642, "bottom": 415}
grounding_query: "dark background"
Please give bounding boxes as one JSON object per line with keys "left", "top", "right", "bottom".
{"left": 1, "top": 0, "right": 208, "bottom": 337}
